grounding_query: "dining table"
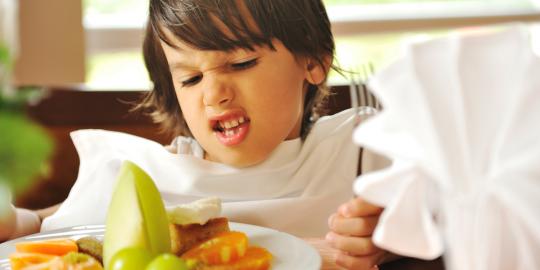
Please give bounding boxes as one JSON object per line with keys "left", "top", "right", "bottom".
{"left": 305, "top": 238, "right": 445, "bottom": 270}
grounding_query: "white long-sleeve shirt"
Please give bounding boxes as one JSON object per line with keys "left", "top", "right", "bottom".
{"left": 42, "top": 109, "right": 359, "bottom": 237}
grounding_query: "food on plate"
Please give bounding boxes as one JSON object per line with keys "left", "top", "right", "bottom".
{"left": 146, "top": 253, "right": 189, "bottom": 270}
{"left": 181, "top": 231, "right": 248, "bottom": 265}
{"left": 166, "top": 198, "right": 272, "bottom": 269}
{"left": 108, "top": 247, "right": 153, "bottom": 270}
{"left": 103, "top": 161, "right": 171, "bottom": 267}
{"left": 76, "top": 236, "right": 103, "bottom": 264}
{"left": 167, "top": 197, "right": 230, "bottom": 256}
{"left": 166, "top": 198, "right": 271, "bottom": 269}
{"left": 9, "top": 252, "right": 58, "bottom": 270}
{"left": 9, "top": 251, "right": 102, "bottom": 270}
{"left": 15, "top": 238, "right": 78, "bottom": 256}
{"left": 169, "top": 217, "right": 230, "bottom": 256}
{"left": 196, "top": 246, "right": 273, "bottom": 270}
{"left": 181, "top": 232, "right": 272, "bottom": 270}
{"left": 167, "top": 197, "right": 222, "bottom": 226}
{"left": 231, "top": 247, "right": 273, "bottom": 270}
{"left": 52, "top": 252, "right": 103, "bottom": 270}
{"left": 7, "top": 161, "right": 273, "bottom": 270}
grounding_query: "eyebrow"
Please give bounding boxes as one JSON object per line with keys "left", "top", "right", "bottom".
{"left": 169, "top": 59, "right": 229, "bottom": 74}
{"left": 167, "top": 48, "right": 261, "bottom": 71}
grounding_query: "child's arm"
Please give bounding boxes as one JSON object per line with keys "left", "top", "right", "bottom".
{"left": 0, "top": 204, "right": 60, "bottom": 242}
{"left": 326, "top": 197, "right": 386, "bottom": 270}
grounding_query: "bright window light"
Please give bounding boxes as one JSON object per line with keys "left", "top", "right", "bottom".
{"left": 83, "top": 0, "right": 540, "bottom": 89}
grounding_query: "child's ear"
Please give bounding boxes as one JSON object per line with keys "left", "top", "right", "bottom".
{"left": 305, "top": 56, "right": 332, "bottom": 85}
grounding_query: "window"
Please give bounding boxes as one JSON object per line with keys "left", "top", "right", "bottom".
{"left": 83, "top": 0, "right": 540, "bottom": 89}
{"left": 83, "top": 0, "right": 148, "bottom": 89}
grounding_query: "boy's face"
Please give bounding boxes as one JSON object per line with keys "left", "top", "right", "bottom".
{"left": 161, "top": 35, "right": 314, "bottom": 167}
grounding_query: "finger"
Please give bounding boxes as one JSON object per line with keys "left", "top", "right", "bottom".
{"left": 334, "top": 250, "right": 386, "bottom": 270}
{"left": 326, "top": 231, "right": 381, "bottom": 256}
{"left": 329, "top": 214, "right": 379, "bottom": 237}
{"left": 339, "top": 197, "right": 383, "bottom": 217}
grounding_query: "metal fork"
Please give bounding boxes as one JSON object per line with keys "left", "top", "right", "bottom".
{"left": 349, "top": 64, "right": 381, "bottom": 176}
{"left": 349, "top": 63, "right": 381, "bottom": 125}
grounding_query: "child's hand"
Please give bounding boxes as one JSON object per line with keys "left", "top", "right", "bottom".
{"left": 326, "top": 197, "right": 385, "bottom": 270}
{"left": 0, "top": 205, "right": 17, "bottom": 242}
{"left": 0, "top": 206, "right": 43, "bottom": 243}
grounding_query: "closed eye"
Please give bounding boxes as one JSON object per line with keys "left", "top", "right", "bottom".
{"left": 181, "top": 74, "right": 202, "bottom": 87}
{"left": 230, "top": 58, "right": 258, "bottom": 71}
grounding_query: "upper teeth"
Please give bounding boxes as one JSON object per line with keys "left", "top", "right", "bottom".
{"left": 220, "top": 116, "right": 245, "bottom": 129}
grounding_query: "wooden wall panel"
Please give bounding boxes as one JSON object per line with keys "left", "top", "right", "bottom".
{"left": 14, "top": 0, "right": 85, "bottom": 85}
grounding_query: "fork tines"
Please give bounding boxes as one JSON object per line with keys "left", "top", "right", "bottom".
{"left": 349, "top": 65, "right": 381, "bottom": 112}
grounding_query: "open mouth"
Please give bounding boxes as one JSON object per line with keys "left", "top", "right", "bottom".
{"left": 212, "top": 116, "right": 249, "bottom": 133}
{"left": 211, "top": 115, "right": 251, "bottom": 146}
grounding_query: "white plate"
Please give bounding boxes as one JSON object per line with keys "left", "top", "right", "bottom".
{"left": 0, "top": 223, "right": 321, "bottom": 270}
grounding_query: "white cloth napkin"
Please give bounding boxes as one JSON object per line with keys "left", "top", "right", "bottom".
{"left": 353, "top": 25, "right": 540, "bottom": 270}
{"left": 42, "top": 109, "right": 359, "bottom": 237}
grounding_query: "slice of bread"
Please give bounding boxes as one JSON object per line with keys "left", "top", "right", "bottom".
{"left": 170, "top": 217, "right": 230, "bottom": 256}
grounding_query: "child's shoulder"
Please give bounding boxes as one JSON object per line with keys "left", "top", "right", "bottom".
{"left": 307, "top": 108, "right": 357, "bottom": 141}
{"left": 317, "top": 108, "right": 356, "bottom": 123}
{"left": 315, "top": 108, "right": 356, "bottom": 129}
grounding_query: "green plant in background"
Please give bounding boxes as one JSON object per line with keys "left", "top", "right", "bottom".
{"left": 0, "top": 41, "right": 53, "bottom": 199}
{"left": 0, "top": 42, "right": 10, "bottom": 69}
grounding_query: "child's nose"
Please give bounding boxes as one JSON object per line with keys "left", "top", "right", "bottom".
{"left": 202, "top": 75, "right": 234, "bottom": 107}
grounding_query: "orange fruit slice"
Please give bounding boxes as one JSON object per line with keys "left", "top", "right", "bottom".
{"left": 226, "top": 246, "right": 273, "bottom": 270}
{"left": 9, "top": 252, "right": 58, "bottom": 270}
{"left": 182, "top": 231, "right": 248, "bottom": 265}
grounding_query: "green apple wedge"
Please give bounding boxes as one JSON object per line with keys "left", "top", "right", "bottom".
{"left": 103, "top": 160, "right": 171, "bottom": 268}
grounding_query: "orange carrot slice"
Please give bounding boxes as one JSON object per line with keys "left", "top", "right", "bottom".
{"left": 15, "top": 238, "right": 78, "bottom": 256}
{"left": 9, "top": 252, "right": 58, "bottom": 270}
{"left": 182, "top": 231, "right": 248, "bottom": 265}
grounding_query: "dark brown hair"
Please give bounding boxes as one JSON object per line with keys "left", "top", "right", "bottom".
{"left": 137, "top": 0, "right": 336, "bottom": 139}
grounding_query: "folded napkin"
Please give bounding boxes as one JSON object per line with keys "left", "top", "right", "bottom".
{"left": 353, "top": 25, "right": 540, "bottom": 270}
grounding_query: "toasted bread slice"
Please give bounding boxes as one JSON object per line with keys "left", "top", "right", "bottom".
{"left": 170, "top": 217, "right": 230, "bottom": 256}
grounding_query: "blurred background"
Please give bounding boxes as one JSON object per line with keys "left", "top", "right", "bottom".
{"left": 1, "top": 0, "right": 540, "bottom": 210}
{"left": 82, "top": 0, "right": 540, "bottom": 88}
